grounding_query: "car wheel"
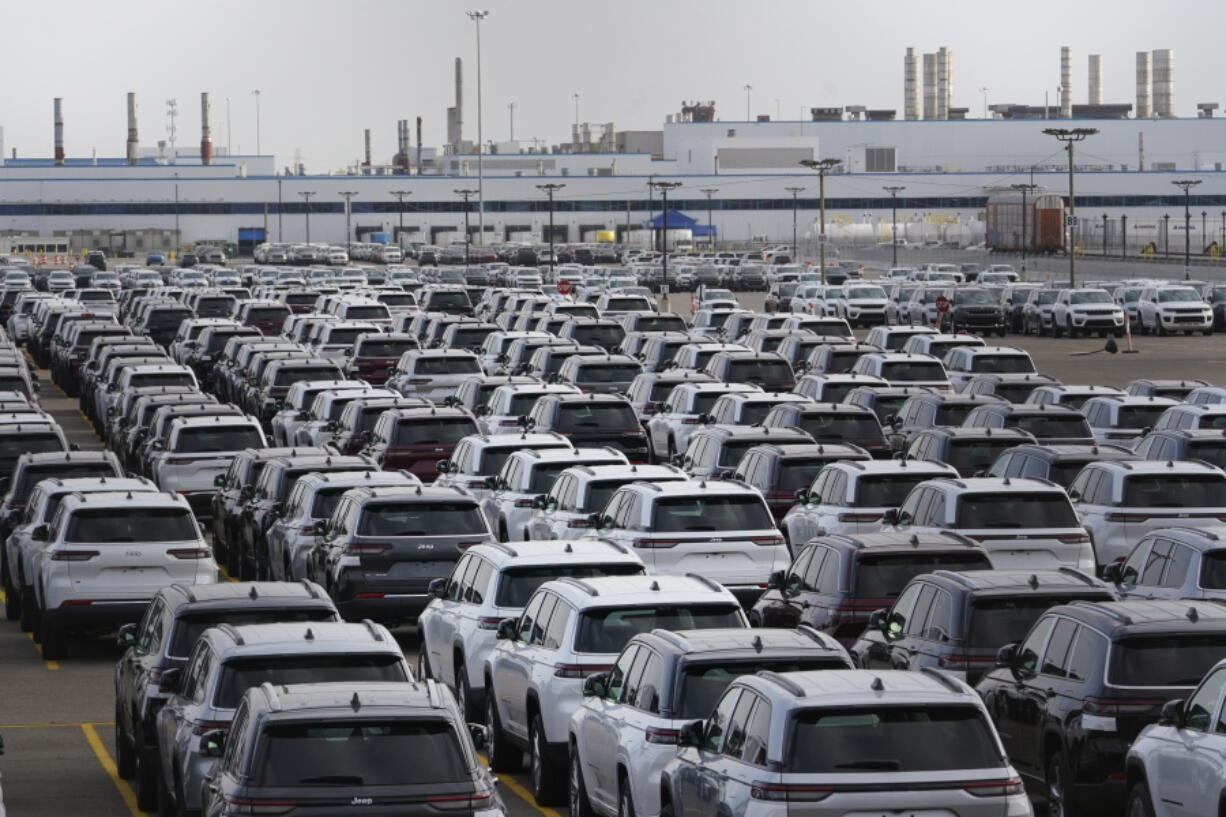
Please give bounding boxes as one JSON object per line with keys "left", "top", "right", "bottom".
{"left": 115, "top": 705, "right": 136, "bottom": 779}
{"left": 3, "top": 576, "right": 18, "bottom": 621}
{"left": 1114, "top": 329, "right": 1125, "bottom": 338}
{"left": 1205, "top": 329, "right": 1214, "bottom": 336}
{"left": 568, "top": 747, "right": 596, "bottom": 817}
{"left": 156, "top": 764, "right": 176, "bottom": 817}
{"left": 134, "top": 734, "right": 159, "bottom": 811}
{"left": 1156, "top": 321, "right": 1167, "bottom": 337}
{"left": 39, "top": 611, "right": 67, "bottom": 660}
{"left": 1126, "top": 781, "right": 1155, "bottom": 817}
{"left": 1052, "top": 320, "right": 1063, "bottom": 338}
{"left": 19, "top": 587, "right": 35, "bottom": 633}
{"left": 485, "top": 690, "right": 522, "bottom": 773}
{"left": 456, "top": 661, "right": 478, "bottom": 722}
{"left": 530, "top": 713, "right": 565, "bottom": 806}
{"left": 1067, "top": 319, "right": 1078, "bottom": 338}
{"left": 660, "top": 799, "right": 675, "bottom": 817}
{"left": 618, "top": 776, "right": 638, "bottom": 817}
{"left": 1046, "top": 749, "right": 1073, "bottom": 817}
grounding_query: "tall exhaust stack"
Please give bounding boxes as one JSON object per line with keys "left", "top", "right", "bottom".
{"left": 363, "top": 128, "right": 372, "bottom": 171}
{"left": 200, "top": 92, "right": 213, "bottom": 165}
{"left": 1153, "top": 49, "right": 1174, "bottom": 117}
{"left": 415, "top": 116, "right": 423, "bottom": 175}
{"left": 53, "top": 97, "right": 64, "bottom": 166}
{"left": 904, "top": 48, "right": 918, "bottom": 120}
{"left": 1060, "top": 46, "right": 1072, "bottom": 118}
{"left": 922, "top": 53, "right": 936, "bottom": 119}
{"left": 936, "top": 47, "right": 949, "bottom": 119}
{"left": 1088, "top": 55, "right": 1103, "bottom": 105}
{"left": 126, "top": 92, "right": 139, "bottom": 165}
{"left": 1136, "top": 51, "right": 1152, "bottom": 118}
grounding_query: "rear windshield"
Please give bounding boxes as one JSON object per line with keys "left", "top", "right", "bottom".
{"left": 575, "top": 604, "right": 743, "bottom": 653}
{"left": 0, "top": 433, "right": 63, "bottom": 457}
{"left": 1007, "top": 415, "right": 1090, "bottom": 439}
{"left": 1048, "top": 461, "right": 1093, "bottom": 488}
{"left": 449, "top": 328, "right": 493, "bottom": 349}
{"left": 855, "top": 475, "right": 933, "bottom": 507}
{"left": 882, "top": 362, "right": 945, "bottom": 381}
{"left": 956, "top": 493, "right": 1076, "bottom": 528}
{"left": 206, "top": 331, "right": 257, "bottom": 354}
{"left": 572, "top": 325, "right": 625, "bottom": 346}
{"left": 1117, "top": 406, "right": 1171, "bottom": 428}
{"left": 479, "top": 444, "right": 566, "bottom": 477}
{"left": 247, "top": 307, "right": 291, "bottom": 322}
{"left": 797, "top": 414, "right": 881, "bottom": 443}
{"left": 1110, "top": 635, "right": 1226, "bottom": 687}
{"left": 968, "top": 596, "right": 1104, "bottom": 649}
{"left": 426, "top": 292, "right": 470, "bottom": 309}
{"left": 934, "top": 403, "right": 977, "bottom": 426}
{"left": 147, "top": 310, "right": 192, "bottom": 328}
{"left": 1189, "top": 442, "right": 1226, "bottom": 470}
{"left": 678, "top": 658, "right": 847, "bottom": 719}
{"left": 169, "top": 609, "right": 336, "bottom": 658}
{"left": 776, "top": 461, "right": 829, "bottom": 492}
{"left": 252, "top": 719, "right": 468, "bottom": 788}
{"left": 391, "top": 418, "right": 476, "bottom": 445}
{"left": 576, "top": 363, "right": 641, "bottom": 383}
{"left": 131, "top": 373, "right": 195, "bottom": 389}
{"left": 322, "top": 328, "right": 365, "bottom": 346}
{"left": 785, "top": 705, "right": 1000, "bottom": 773}
{"left": 822, "top": 351, "right": 868, "bottom": 373}
{"left": 727, "top": 360, "right": 792, "bottom": 382}
{"left": 971, "top": 355, "right": 1034, "bottom": 375}
{"left": 275, "top": 367, "right": 340, "bottom": 388}
{"left": 1196, "top": 415, "right": 1226, "bottom": 431}
{"left": 855, "top": 552, "right": 991, "bottom": 598}
{"left": 995, "top": 383, "right": 1042, "bottom": 403}
{"left": 650, "top": 495, "right": 773, "bottom": 532}
{"left": 175, "top": 426, "right": 264, "bottom": 453}
{"left": 65, "top": 508, "right": 196, "bottom": 543}
{"left": 555, "top": 403, "right": 639, "bottom": 431}
{"left": 13, "top": 462, "right": 118, "bottom": 498}
{"left": 583, "top": 478, "right": 679, "bottom": 513}
{"left": 343, "top": 306, "right": 390, "bottom": 320}
{"left": 494, "top": 563, "right": 645, "bottom": 608}
{"left": 215, "top": 654, "right": 407, "bottom": 709}
{"left": 945, "top": 440, "right": 1023, "bottom": 475}
{"left": 357, "top": 502, "right": 486, "bottom": 536}
{"left": 1122, "top": 474, "right": 1226, "bottom": 507}
{"left": 358, "top": 340, "right": 416, "bottom": 358}
{"left": 413, "top": 357, "right": 480, "bottom": 376}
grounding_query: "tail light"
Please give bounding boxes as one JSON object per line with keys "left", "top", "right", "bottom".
{"left": 838, "top": 512, "right": 883, "bottom": 523}
{"left": 938, "top": 654, "right": 997, "bottom": 670}
{"left": 343, "top": 544, "right": 391, "bottom": 556}
{"left": 963, "top": 778, "right": 1025, "bottom": 797}
{"left": 223, "top": 796, "right": 295, "bottom": 815}
{"left": 645, "top": 727, "right": 679, "bottom": 745}
{"left": 478, "top": 616, "right": 503, "bottom": 630}
{"left": 497, "top": 420, "right": 519, "bottom": 427}
{"left": 354, "top": 592, "right": 386, "bottom": 599}
{"left": 59, "top": 599, "right": 93, "bottom": 607}
{"left": 633, "top": 538, "right": 679, "bottom": 548}
{"left": 1107, "top": 513, "right": 1150, "bottom": 522}
{"left": 514, "top": 498, "right": 535, "bottom": 508}
{"left": 554, "top": 663, "right": 612, "bottom": 678}
{"left": 168, "top": 548, "right": 211, "bottom": 559}
{"left": 1085, "top": 696, "right": 1165, "bottom": 715}
{"left": 681, "top": 417, "right": 701, "bottom": 425}
{"left": 408, "top": 378, "right": 431, "bottom": 385}
{"left": 751, "top": 536, "right": 785, "bottom": 546}
{"left": 427, "top": 789, "right": 495, "bottom": 810}
{"left": 465, "top": 480, "right": 487, "bottom": 489}
{"left": 458, "top": 542, "right": 484, "bottom": 549}
{"left": 50, "top": 550, "right": 99, "bottom": 561}
{"left": 1056, "top": 533, "right": 1091, "bottom": 544}
{"left": 298, "top": 524, "right": 317, "bottom": 533}
{"left": 568, "top": 518, "right": 591, "bottom": 528}
{"left": 751, "top": 782, "right": 833, "bottom": 802}
{"left": 192, "top": 719, "right": 229, "bottom": 736}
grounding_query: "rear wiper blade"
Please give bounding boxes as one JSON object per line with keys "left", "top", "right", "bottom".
{"left": 833, "top": 760, "right": 900, "bottom": 770}
{"left": 299, "top": 775, "right": 364, "bottom": 785}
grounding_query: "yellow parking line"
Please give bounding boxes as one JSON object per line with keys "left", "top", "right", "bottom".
{"left": 24, "top": 631, "right": 60, "bottom": 670}
{"left": 0, "top": 720, "right": 114, "bottom": 729}
{"left": 218, "top": 565, "right": 238, "bottom": 583}
{"left": 81, "top": 722, "right": 143, "bottom": 817}
{"left": 478, "top": 753, "right": 563, "bottom": 817}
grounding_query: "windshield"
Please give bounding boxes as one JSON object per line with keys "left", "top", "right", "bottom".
{"left": 1122, "top": 474, "right": 1226, "bottom": 507}
{"left": 650, "top": 495, "right": 773, "bottom": 532}
{"left": 1070, "top": 291, "right": 1112, "bottom": 304}
{"left": 253, "top": 719, "right": 468, "bottom": 788}
{"left": 1036, "top": 291, "right": 1059, "bottom": 305}
{"left": 847, "top": 287, "right": 885, "bottom": 299}
{"left": 132, "top": 373, "right": 195, "bottom": 390}
{"left": 573, "top": 325, "right": 625, "bottom": 346}
{"left": 785, "top": 705, "right": 1000, "bottom": 773}
{"left": 174, "top": 425, "right": 264, "bottom": 453}
{"left": 677, "top": 658, "right": 846, "bottom": 719}
{"left": 971, "top": 355, "right": 1035, "bottom": 375}
{"left": 956, "top": 493, "right": 1077, "bottom": 528}
{"left": 0, "top": 433, "right": 64, "bottom": 457}
{"left": 577, "top": 363, "right": 641, "bottom": 383}
{"left": 1158, "top": 289, "right": 1201, "bottom": 303}
{"left": 574, "top": 604, "right": 743, "bottom": 653}
{"left": 855, "top": 475, "right": 933, "bottom": 507}
{"left": 968, "top": 596, "right": 1100, "bottom": 649}
{"left": 1008, "top": 415, "right": 1090, "bottom": 439}
{"left": 882, "top": 362, "right": 946, "bottom": 382}
{"left": 413, "top": 357, "right": 480, "bottom": 376}
{"left": 169, "top": 609, "right": 336, "bottom": 658}
{"left": 390, "top": 418, "right": 476, "bottom": 445}
{"left": 215, "top": 655, "right": 407, "bottom": 709}
{"left": 321, "top": 328, "right": 366, "bottom": 346}
{"left": 1110, "top": 635, "right": 1226, "bottom": 687}
{"left": 65, "top": 507, "right": 197, "bottom": 543}
{"left": 796, "top": 414, "right": 882, "bottom": 444}
{"left": 555, "top": 403, "right": 639, "bottom": 431}
{"left": 344, "top": 306, "right": 390, "bottom": 320}
{"left": 494, "top": 563, "right": 645, "bottom": 608}
{"left": 426, "top": 292, "right": 470, "bottom": 309}
{"left": 855, "top": 552, "right": 991, "bottom": 598}
{"left": 357, "top": 502, "right": 486, "bottom": 536}
{"left": 954, "top": 290, "right": 997, "bottom": 305}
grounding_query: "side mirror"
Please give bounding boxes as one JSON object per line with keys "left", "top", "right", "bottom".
{"left": 151, "top": 440, "right": 165, "bottom": 451}
{"left": 31, "top": 524, "right": 48, "bottom": 541}
{"left": 428, "top": 578, "right": 447, "bottom": 599}
{"left": 1159, "top": 698, "right": 1186, "bottom": 728}
{"left": 484, "top": 476, "right": 501, "bottom": 491}
{"left": 474, "top": 405, "right": 489, "bottom": 417}
{"left": 159, "top": 667, "right": 183, "bottom": 694}
{"left": 765, "top": 570, "right": 785, "bottom": 590}
{"left": 531, "top": 494, "right": 549, "bottom": 511}
{"left": 1102, "top": 561, "right": 1123, "bottom": 584}
{"left": 313, "top": 520, "right": 328, "bottom": 536}
{"left": 793, "top": 488, "right": 809, "bottom": 504}
{"left": 495, "top": 618, "right": 518, "bottom": 641}
{"left": 116, "top": 623, "right": 138, "bottom": 648}
{"left": 467, "top": 723, "right": 488, "bottom": 751}
{"left": 995, "top": 643, "right": 1017, "bottom": 669}
{"left": 677, "top": 719, "right": 705, "bottom": 748}
{"left": 213, "top": 474, "right": 228, "bottom": 488}
{"left": 881, "top": 509, "right": 899, "bottom": 526}
{"left": 582, "top": 671, "right": 610, "bottom": 699}
{"left": 200, "top": 729, "right": 226, "bottom": 758}
{"left": 868, "top": 608, "right": 888, "bottom": 632}
{"left": 587, "top": 512, "right": 605, "bottom": 530}
{"left": 436, "top": 460, "right": 453, "bottom": 475}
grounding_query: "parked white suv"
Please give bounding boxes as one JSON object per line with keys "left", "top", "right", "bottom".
{"left": 645, "top": 382, "right": 762, "bottom": 463}
{"left": 483, "top": 574, "right": 747, "bottom": 805}
{"left": 1137, "top": 284, "right": 1213, "bottom": 335}
{"left": 149, "top": 414, "right": 267, "bottom": 519}
{"left": 588, "top": 480, "right": 788, "bottom": 607}
{"left": 526, "top": 463, "right": 689, "bottom": 540}
{"left": 418, "top": 539, "right": 646, "bottom": 718}
{"left": 1050, "top": 288, "right": 1127, "bottom": 337}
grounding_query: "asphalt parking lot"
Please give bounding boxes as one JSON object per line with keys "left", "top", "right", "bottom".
{"left": 2, "top": 301, "right": 1224, "bottom": 817}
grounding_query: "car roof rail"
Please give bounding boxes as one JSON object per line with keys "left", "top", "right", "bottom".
{"left": 259, "top": 681, "right": 282, "bottom": 712}
{"left": 683, "top": 572, "right": 724, "bottom": 593}
{"left": 756, "top": 670, "right": 806, "bottom": 697}
{"left": 919, "top": 666, "right": 966, "bottom": 693}
{"left": 298, "top": 578, "right": 323, "bottom": 600}
{"left": 359, "top": 619, "right": 385, "bottom": 642}
{"left": 1057, "top": 566, "right": 1101, "bottom": 586}
{"left": 486, "top": 542, "right": 519, "bottom": 558}
{"left": 216, "top": 623, "right": 245, "bottom": 646}
{"left": 556, "top": 577, "right": 599, "bottom": 596}
{"left": 650, "top": 630, "right": 690, "bottom": 651}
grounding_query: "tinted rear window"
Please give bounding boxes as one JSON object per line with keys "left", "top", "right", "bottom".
{"left": 970, "top": 355, "right": 1035, "bottom": 375}
{"left": 1122, "top": 474, "right": 1226, "bottom": 507}
{"left": 1110, "top": 635, "right": 1226, "bottom": 687}
{"left": 555, "top": 403, "right": 639, "bottom": 431}
{"left": 855, "top": 552, "right": 991, "bottom": 598}
{"left": 934, "top": 403, "right": 977, "bottom": 426}
{"left": 677, "top": 658, "right": 846, "bottom": 719}
{"left": 1117, "top": 406, "right": 1171, "bottom": 428}
{"left": 426, "top": 292, "right": 470, "bottom": 308}
{"left": 855, "top": 475, "right": 934, "bottom": 507}
{"left": 175, "top": 426, "right": 264, "bottom": 453}
{"left": 413, "top": 357, "right": 480, "bottom": 376}
{"left": 945, "top": 440, "right": 1023, "bottom": 475}
{"left": 995, "top": 383, "right": 1042, "bottom": 403}
{"left": 650, "top": 495, "right": 773, "bottom": 532}
{"left": 882, "top": 362, "right": 946, "bottom": 381}
{"left": 956, "top": 493, "right": 1077, "bottom": 528}
{"left": 343, "top": 306, "right": 390, "bottom": 320}
{"left": 573, "top": 326, "right": 624, "bottom": 346}
{"left": 0, "top": 433, "right": 63, "bottom": 457}
{"left": 357, "top": 502, "right": 486, "bottom": 536}
{"left": 727, "top": 360, "right": 792, "bottom": 382}
{"left": 1008, "top": 415, "right": 1091, "bottom": 439}
{"left": 576, "top": 363, "right": 641, "bottom": 383}
{"left": 13, "top": 462, "right": 118, "bottom": 498}
{"left": 65, "top": 508, "right": 196, "bottom": 543}
{"left": 247, "top": 307, "right": 291, "bottom": 322}
{"left": 575, "top": 604, "right": 743, "bottom": 653}
{"left": 1189, "top": 442, "right": 1226, "bottom": 470}
{"left": 390, "top": 418, "right": 476, "bottom": 445}
{"left": 968, "top": 595, "right": 1102, "bottom": 649}
{"left": 132, "top": 373, "right": 195, "bottom": 389}
{"left": 797, "top": 414, "right": 881, "bottom": 443}
{"left": 169, "top": 609, "right": 336, "bottom": 658}
{"left": 358, "top": 340, "right": 416, "bottom": 358}
{"left": 215, "top": 654, "right": 406, "bottom": 709}
{"left": 494, "top": 563, "right": 645, "bottom": 608}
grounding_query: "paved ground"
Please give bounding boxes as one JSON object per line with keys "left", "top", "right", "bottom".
{"left": 4, "top": 315, "right": 1225, "bottom": 816}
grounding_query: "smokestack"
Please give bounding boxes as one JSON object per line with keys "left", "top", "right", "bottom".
{"left": 364, "top": 128, "right": 372, "bottom": 171}
{"left": 126, "top": 92, "right": 139, "bottom": 165}
{"left": 1153, "top": 48, "right": 1174, "bottom": 117}
{"left": 936, "top": 47, "right": 949, "bottom": 119}
{"left": 1088, "top": 55, "right": 1103, "bottom": 105}
{"left": 1136, "top": 51, "right": 1152, "bottom": 118}
{"left": 1060, "top": 46, "right": 1072, "bottom": 118}
{"left": 904, "top": 48, "right": 918, "bottom": 120}
{"left": 446, "top": 57, "right": 464, "bottom": 152}
{"left": 53, "top": 97, "right": 64, "bottom": 166}
{"left": 416, "top": 117, "right": 423, "bottom": 175}
{"left": 946, "top": 49, "right": 955, "bottom": 117}
{"left": 200, "top": 92, "right": 213, "bottom": 165}
{"left": 922, "top": 53, "right": 936, "bottom": 119}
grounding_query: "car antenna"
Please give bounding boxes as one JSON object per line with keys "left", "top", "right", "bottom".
{"left": 910, "top": 534, "right": 920, "bottom": 547}
{"left": 1028, "top": 574, "right": 1039, "bottom": 590}
{"left": 871, "top": 676, "right": 885, "bottom": 692}
{"left": 1188, "top": 606, "right": 1200, "bottom": 623}
{"left": 304, "top": 627, "right": 314, "bottom": 641}
{"left": 249, "top": 585, "right": 259, "bottom": 600}
{"left": 350, "top": 692, "right": 362, "bottom": 712}
{"left": 752, "top": 634, "right": 763, "bottom": 653}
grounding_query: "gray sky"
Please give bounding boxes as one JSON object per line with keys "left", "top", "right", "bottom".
{"left": 5, "top": 0, "right": 1223, "bottom": 173}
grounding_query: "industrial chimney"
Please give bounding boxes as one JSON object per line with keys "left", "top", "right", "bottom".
{"left": 363, "top": 128, "right": 372, "bottom": 172}
{"left": 904, "top": 48, "right": 918, "bottom": 120}
{"left": 126, "top": 92, "right": 139, "bottom": 165}
{"left": 922, "top": 53, "right": 936, "bottom": 119}
{"left": 446, "top": 58, "right": 464, "bottom": 153}
{"left": 1153, "top": 49, "right": 1174, "bottom": 117}
{"left": 53, "top": 97, "right": 64, "bottom": 166}
{"left": 1136, "top": 51, "right": 1152, "bottom": 118}
{"left": 936, "top": 47, "right": 949, "bottom": 119}
{"left": 1060, "top": 46, "right": 1072, "bottom": 118}
{"left": 1088, "top": 55, "right": 1103, "bottom": 106}
{"left": 200, "top": 92, "right": 213, "bottom": 165}
{"left": 415, "top": 117, "right": 423, "bottom": 175}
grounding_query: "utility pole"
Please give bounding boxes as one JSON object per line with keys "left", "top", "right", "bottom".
{"left": 700, "top": 188, "right": 719, "bottom": 250}
{"left": 979, "top": 87, "right": 990, "bottom": 119}
{"left": 455, "top": 188, "right": 478, "bottom": 266}
{"left": 883, "top": 185, "right": 905, "bottom": 268}
{"left": 572, "top": 93, "right": 580, "bottom": 148}
{"left": 298, "top": 190, "right": 316, "bottom": 244}
{"left": 389, "top": 190, "right": 412, "bottom": 246}
{"left": 276, "top": 177, "right": 283, "bottom": 242}
{"left": 338, "top": 191, "right": 358, "bottom": 249}
{"left": 650, "top": 181, "right": 682, "bottom": 297}
{"left": 785, "top": 186, "right": 803, "bottom": 261}
{"left": 537, "top": 183, "right": 565, "bottom": 275}
{"left": 1044, "top": 127, "right": 1098, "bottom": 287}
{"left": 1010, "top": 182, "right": 1039, "bottom": 277}
{"left": 1172, "top": 179, "right": 1202, "bottom": 280}
{"left": 799, "top": 158, "right": 842, "bottom": 284}
{"left": 508, "top": 101, "right": 516, "bottom": 141}
{"left": 743, "top": 84, "right": 752, "bottom": 120}
{"left": 252, "top": 89, "right": 262, "bottom": 154}
{"left": 467, "top": 9, "right": 489, "bottom": 246}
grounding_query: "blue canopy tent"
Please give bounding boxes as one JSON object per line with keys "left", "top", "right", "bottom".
{"left": 647, "top": 209, "right": 715, "bottom": 245}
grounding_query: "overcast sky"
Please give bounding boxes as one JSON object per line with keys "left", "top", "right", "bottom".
{"left": 5, "top": 0, "right": 1222, "bottom": 173}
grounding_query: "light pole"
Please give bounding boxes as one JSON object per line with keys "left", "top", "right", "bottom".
{"left": 979, "top": 87, "right": 990, "bottom": 119}
{"left": 785, "top": 186, "right": 803, "bottom": 261}
{"left": 455, "top": 188, "right": 478, "bottom": 266}
{"left": 1221, "top": 211, "right": 1225, "bottom": 254}
{"left": 389, "top": 190, "right": 411, "bottom": 246}
{"left": 508, "top": 102, "right": 516, "bottom": 141}
{"left": 799, "top": 158, "right": 842, "bottom": 284}
{"left": 1102, "top": 213, "right": 1109, "bottom": 259}
{"left": 1172, "top": 179, "right": 1202, "bottom": 279}
{"left": 298, "top": 191, "right": 316, "bottom": 244}
{"left": 1043, "top": 127, "right": 1098, "bottom": 287}
{"left": 883, "top": 185, "right": 905, "bottom": 268}
{"left": 252, "top": 89, "right": 262, "bottom": 154}
{"left": 173, "top": 175, "right": 180, "bottom": 250}
{"left": 647, "top": 175, "right": 656, "bottom": 252}
{"left": 650, "top": 181, "right": 682, "bottom": 296}
{"left": 1011, "top": 183, "right": 1038, "bottom": 276}
{"left": 537, "top": 183, "right": 565, "bottom": 275}
{"left": 338, "top": 191, "right": 358, "bottom": 249}
{"left": 743, "top": 84, "right": 752, "bottom": 120}
{"left": 276, "top": 177, "right": 283, "bottom": 242}
{"left": 467, "top": 10, "right": 489, "bottom": 246}
{"left": 701, "top": 188, "right": 719, "bottom": 250}
{"left": 572, "top": 93, "right": 580, "bottom": 148}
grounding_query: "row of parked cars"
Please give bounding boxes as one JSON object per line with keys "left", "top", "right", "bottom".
{"left": 6, "top": 270, "right": 1226, "bottom": 816}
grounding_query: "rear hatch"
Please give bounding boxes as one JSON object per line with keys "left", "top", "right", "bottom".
{"left": 65, "top": 506, "right": 211, "bottom": 597}
{"left": 641, "top": 494, "right": 784, "bottom": 585}
{"left": 380, "top": 417, "right": 477, "bottom": 478}
{"left": 351, "top": 501, "right": 491, "bottom": 596}
{"left": 554, "top": 402, "right": 649, "bottom": 462}
{"left": 954, "top": 491, "right": 1090, "bottom": 570}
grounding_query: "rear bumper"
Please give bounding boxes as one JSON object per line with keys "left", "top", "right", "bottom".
{"left": 336, "top": 593, "right": 430, "bottom": 622}
{"left": 44, "top": 601, "right": 148, "bottom": 633}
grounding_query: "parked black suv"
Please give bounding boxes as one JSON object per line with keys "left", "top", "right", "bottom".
{"left": 527, "top": 394, "right": 650, "bottom": 464}
{"left": 731, "top": 442, "right": 871, "bottom": 523}
{"left": 977, "top": 599, "right": 1226, "bottom": 817}
{"left": 703, "top": 351, "right": 795, "bottom": 392}
{"left": 988, "top": 443, "right": 1137, "bottom": 487}
{"left": 905, "top": 426, "right": 1037, "bottom": 476}
{"left": 762, "top": 402, "right": 889, "bottom": 457}
{"left": 1134, "top": 428, "right": 1226, "bottom": 470}
{"left": 939, "top": 286, "right": 1008, "bottom": 336}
